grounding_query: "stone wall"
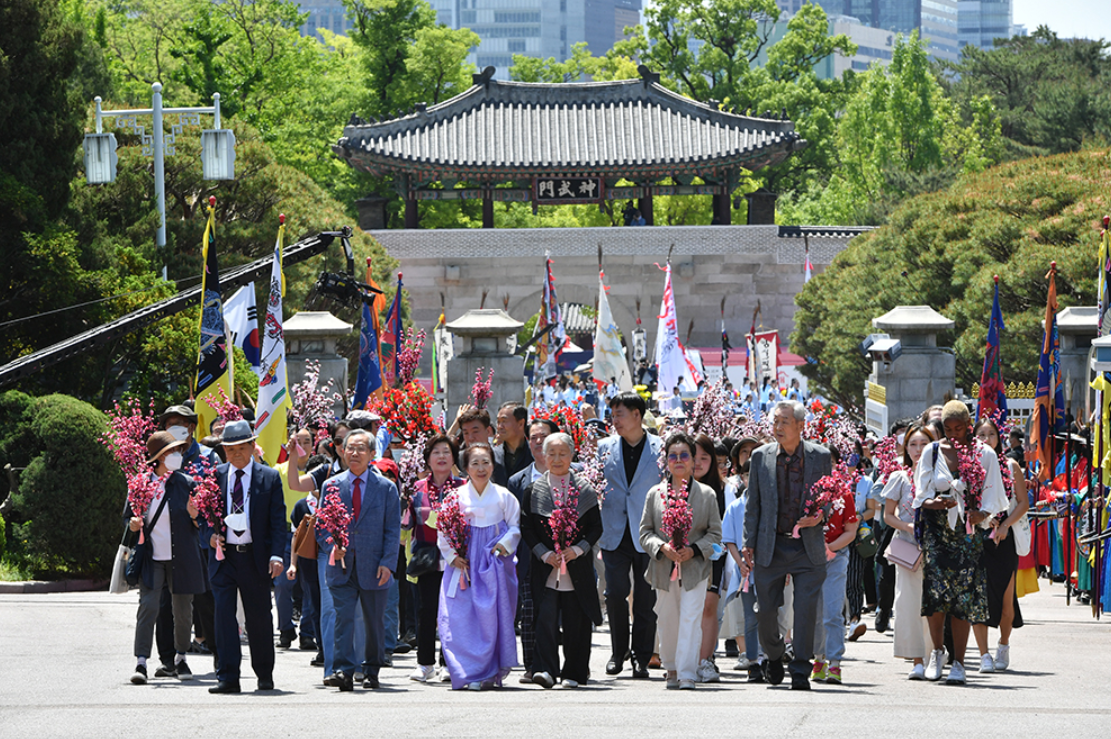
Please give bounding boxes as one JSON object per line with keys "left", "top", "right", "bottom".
{"left": 371, "top": 225, "right": 868, "bottom": 358}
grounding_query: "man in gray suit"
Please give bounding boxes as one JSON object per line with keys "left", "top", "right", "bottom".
{"left": 598, "top": 392, "right": 664, "bottom": 678}
{"left": 317, "top": 429, "right": 401, "bottom": 691}
{"left": 742, "top": 400, "right": 832, "bottom": 690}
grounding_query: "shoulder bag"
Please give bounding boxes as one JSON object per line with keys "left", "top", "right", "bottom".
{"left": 885, "top": 534, "right": 923, "bottom": 571}
{"left": 124, "top": 492, "right": 170, "bottom": 587}
{"left": 292, "top": 514, "right": 318, "bottom": 560}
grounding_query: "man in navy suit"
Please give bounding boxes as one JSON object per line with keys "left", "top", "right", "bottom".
{"left": 597, "top": 392, "right": 664, "bottom": 678}
{"left": 317, "top": 429, "right": 401, "bottom": 691}
{"left": 202, "top": 420, "right": 287, "bottom": 694}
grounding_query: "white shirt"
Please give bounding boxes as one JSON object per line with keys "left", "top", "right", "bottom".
{"left": 913, "top": 442, "right": 1007, "bottom": 530}
{"left": 437, "top": 481, "right": 521, "bottom": 565}
{"left": 146, "top": 477, "right": 172, "bottom": 561}
{"left": 225, "top": 461, "right": 254, "bottom": 545}
{"left": 881, "top": 470, "right": 916, "bottom": 543}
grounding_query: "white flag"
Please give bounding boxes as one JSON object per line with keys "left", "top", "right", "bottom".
{"left": 593, "top": 271, "right": 633, "bottom": 391}
{"left": 223, "top": 283, "right": 260, "bottom": 374}
{"left": 654, "top": 262, "right": 698, "bottom": 395}
{"left": 255, "top": 232, "right": 290, "bottom": 465}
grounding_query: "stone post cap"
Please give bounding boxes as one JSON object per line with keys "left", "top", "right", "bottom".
{"left": 1057, "top": 306, "right": 1097, "bottom": 334}
{"left": 284, "top": 311, "right": 354, "bottom": 338}
{"left": 445, "top": 309, "right": 523, "bottom": 337}
{"left": 872, "top": 306, "right": 954, "bottom": 333}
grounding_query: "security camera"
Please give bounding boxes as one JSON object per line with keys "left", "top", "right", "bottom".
{"left": 859, "top": 333, "right": 888, "bottom": 358}
{"left": 868, "top": 337, "right": 902, "bottom": 363}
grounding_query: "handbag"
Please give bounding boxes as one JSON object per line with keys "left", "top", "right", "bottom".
{"left": 292, "top": 515, "right": 318, "bottom": 560}
{"left": 886, "top": 534, "right": 923, "bottom": 571}
{"left": 1007, "top": 493, "right": 1032, "bottom": 557}
{"left": 125, "top": 493, "right": 170, "bottom": 587}
{"left": 855, "top": 522, "right": 879, "bottom": 559}
{"left": 109, "top": 526, "right": 139, "bottom": 594}
{"left": 407, "top": 542, "right": 440, "bottom": 578}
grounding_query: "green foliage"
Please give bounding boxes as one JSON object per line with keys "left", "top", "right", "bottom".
{"left": 8, "top": 394, "right": 124, "bottom": 576}
{"left": 0, "top": 512, "right": 6, "bottom": 561}
{"left": 343, "top": 0, "right": 435, "bottom": 119}
{"left": 792, "top": 148, "right": 1111, "bottom": 412}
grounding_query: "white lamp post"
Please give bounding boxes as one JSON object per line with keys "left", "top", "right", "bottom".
{"left": 83, "top": 83, "right": 235, "bottom": 278}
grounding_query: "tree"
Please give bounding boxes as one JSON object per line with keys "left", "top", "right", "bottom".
{"left": 343, "top": 0, "right": 436, "bottom": 120}
{"left": 791, "top": 147, "right": 1107, "bottom": 413}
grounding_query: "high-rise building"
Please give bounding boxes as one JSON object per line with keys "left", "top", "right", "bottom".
{"left": 299, "top": 1, "right": 354, "bottom": 38}
{"left": 958, "top": 0, "right": 1014, "bottom": 50}
{"left": 799, "top": 1, "right": 959, "bottom": 63}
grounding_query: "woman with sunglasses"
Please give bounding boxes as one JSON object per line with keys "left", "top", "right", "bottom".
{"left": 639, "top": 432, "right": 722, "bottom": 689}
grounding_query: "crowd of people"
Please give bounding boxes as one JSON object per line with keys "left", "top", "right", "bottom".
{"left": 122, "top": 387, "right": 1037, "bottom": 692}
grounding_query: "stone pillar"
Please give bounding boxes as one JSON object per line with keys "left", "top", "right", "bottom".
{"left": 285, "top": 311, "right": 353, "bottom": 417}
{"left": 354, "top": 196, "right": 389, "bottom": 231}
{"left": 482, "top": 194, "right": 494, "bottom": 229}
{"left": 745, "top": 188, "right": 777, "bottom": 225}
{"left": 639, "top": 187, "right": 654, "bottom": 225}
{"left": 1057, "top": 306, "right": 1097, "bottom": 415}
{"left": 866, "top": 306, "right": 956, "bottom": 432}
{"left": 444, "top": 309, "right": 525, "bottom": 412}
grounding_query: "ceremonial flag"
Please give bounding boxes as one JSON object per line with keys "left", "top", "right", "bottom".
{"left": 223, "top": 283, "right": 260, "bottom": 374}
{"left": 804, "top": 243, "right": 813, "bottom": 283}
{"left": 593, "top": 270, "right": 633, "bottom": 391}
{"left": 976, "top": 277, "right": 1008, "bottom": 422}
{"left": 431, "top": 309, "right": 447, "bottom": 395}
{"left": 654, "top": 261, "right": 699, "bottom": 394}
{"left": 540, "top": 252, "right": 569, "bottom": 380}
{"left": 352, "top": 259, "right": 387, "bottom": 410}
{"left": 194, "top": 198, "right": 233, "bottom": 440}
{"left": 255, "top": 218, "right": 291, "bottom": 465}
{"left": 720, "top": 297, "right": 731, "bottom": 376}
{"left": 380, "top": 273, "right": 403, "bottom": 387}
{"left": 1031, "top": 263, "right": 1065, "bottom": 481}
{"left": 1094, "top": 218, "right": 1111, "bottom": 476}
{"left": 746, "top": 301, "right": 761, "bottom": 385}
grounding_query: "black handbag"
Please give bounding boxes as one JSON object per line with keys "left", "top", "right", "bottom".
{"left": 125, "top": 493, "right": 170, "bottom": 587}
{"left": 407, "top": 542, "right": 440, "bottom": 578}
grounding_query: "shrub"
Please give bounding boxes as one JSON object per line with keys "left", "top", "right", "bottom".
{"left": 9, "top": 394, "right": 124, "bottom": 575}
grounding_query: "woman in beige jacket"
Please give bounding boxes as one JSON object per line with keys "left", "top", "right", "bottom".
{"left": 640, "top": 431, "right": 723, "bottom": 690}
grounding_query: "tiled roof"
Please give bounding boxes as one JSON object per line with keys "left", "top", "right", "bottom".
{"left": 777, "top": 226, "right": 875, "bottom": 239}
{"left": 334, "top": 67, "right": 806, "bottom": 181}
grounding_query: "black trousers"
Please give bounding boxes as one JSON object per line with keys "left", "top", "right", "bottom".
{"left": 876, "top": 528, "right": 896, "bottom": 614}
{"left": 534, "top": 587, "right": 593, "bottom": 683}
{"left": 211, "top": 548, "right": 275, "bottom": 684}
{"left": 192, "top": 589, "right": 219, "bottom": 667}
{"left": 156, "top": 586, "right": 175, "bottom": 665}
{"left": 602, "top": 524, "right": 657, "bottom": 663}
{"left": 416, "top": 570, "right": 444, "bottom": 666}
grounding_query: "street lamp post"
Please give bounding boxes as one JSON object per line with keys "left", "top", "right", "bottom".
{"left": 83, "top": 82, "right": 236, "bottom": 278}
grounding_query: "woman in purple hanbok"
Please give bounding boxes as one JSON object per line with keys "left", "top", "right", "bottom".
{"left": 437, "top": 442, "right": 520, "bottom": 690}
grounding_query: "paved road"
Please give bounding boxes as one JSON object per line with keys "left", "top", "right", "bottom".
{"left": 1, "top": 583, "right": 1108, "bottom": 737}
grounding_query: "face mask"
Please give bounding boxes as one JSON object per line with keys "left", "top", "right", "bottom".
{"left": 167, "top": 425, "right": 190, "bottom": 442}
{"left": 896, "top": 432, "right": 906, "bottom": 447}
{"left": 164, "top": 452, "right": 184, "bottom": 471}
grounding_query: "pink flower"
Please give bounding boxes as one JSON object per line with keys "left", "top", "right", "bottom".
{"left": 470, "top": 368, "right": 494, "bottom": 410}
{"left": 438, "top": 492, "right": 470, "bottom": 561}
{"left": 660, "top": 479, "right": 693, "bottom": 548}
{"left": 316, "top": 484, "right": 352, "bottom": 555}
{"left": 289, "top": 359, "right": 343, "bottom": 431}
{"left": 547, "top": 478, "right": 581, "bottom": 573}
{"left": 397, "top": 328, "right": 426, "bottom": 388}
{"left": 954, "top": 438, "right": 986, "bottom": 516}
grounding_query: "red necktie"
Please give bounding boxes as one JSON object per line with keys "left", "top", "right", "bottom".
{"left": 353, "top": 477, "right": 362, "bottom": 521}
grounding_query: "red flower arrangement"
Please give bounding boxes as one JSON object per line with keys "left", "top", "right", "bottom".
{"left": 190, "top": 456, "right": 227, "bottom": 560}
{"left": 316, "top": 484, "right": 352, "bottom": 570}
{"left": 660, "top": 478, "right": 693, "bottom": 584}
{"left": 367, "top": 381, "right": 440, "bottom": 442}
{"left": 954, "top": 439, "right": 986, "bottom": 533}
{"left": 546, "top": 478, "right": 580, "bottom": 584}
{"left": 534, "top": 404, "right": 587, "bottom": 452}
{"left": 872, "top": 435, "right": 903, "bottom": 482}
{"left": 438, "top": 492, "right": 470, "bottom": 590}
{"left": 798, "top": 463, "right": 858, "bottom": 538}
{"left": 126, "top": 472, "right": 169, "bottom": 545}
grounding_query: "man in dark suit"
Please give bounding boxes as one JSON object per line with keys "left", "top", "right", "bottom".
{"left": 493, "top": 402, "right": 533, "bottom": 487}
{"left": 597, "top": 391, "right": 664, "bottom": 678}
{"left": 317, "top": 429, "right": 401, "bottom": 691}
{"left": 202, "top": 420, "right": 287, "bottom": 694}
{"left": 742, "top": 400, "right": 833, "bottom": 691}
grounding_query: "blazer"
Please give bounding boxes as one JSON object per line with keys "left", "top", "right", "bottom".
{"left": 493, "top": 441, "right": 533, "bottom": 487}
{"left": 743, "top": 440, "right": 833, "bottom": 568}
{"left": 639, "top": 479, "right": 722, "bottom": 591}
{"left": 124, "top": 472, "right": 206, "bottom": 594}
{"left": 598, "top": 432, "right": 665, "bottom": 552}
{"left": 520, "top": 472, "right": 604, "bottom": 625}
{"left": 316, "top": 469, "right": 401, "bottom": 591}
{"left": 201, "top": 461, "right": 286, "bottom": 578}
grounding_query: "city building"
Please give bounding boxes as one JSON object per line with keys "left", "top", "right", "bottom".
{"left": 299, "top": 0, "right": 354, "bottom": 38}
{"left": 958, "top": 0, "right": 1020, "bottom": 50}
{"left": 790, "top": 1, "right": 959, "bottom": 63}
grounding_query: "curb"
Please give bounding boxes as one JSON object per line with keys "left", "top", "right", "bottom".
{"left": 0, "top": 578, "right": 108, "bottom": 594}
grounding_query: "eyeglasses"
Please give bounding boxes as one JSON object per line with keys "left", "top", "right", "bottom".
{"left": 667, "top": 451, "right": 691, "bottom": 462}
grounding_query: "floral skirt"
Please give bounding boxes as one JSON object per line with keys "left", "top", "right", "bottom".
{"left": 919, "top": 507, "right": 988, "bottom": 623}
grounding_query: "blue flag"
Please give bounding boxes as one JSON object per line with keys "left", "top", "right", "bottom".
{"left": 352, "top": 301, "right": 382, "bottom": 409}
{"left": 976, "top": 279, "right": 1007, "bottom": 422}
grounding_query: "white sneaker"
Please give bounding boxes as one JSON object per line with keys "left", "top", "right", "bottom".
{"left": 994, "top": 644, "right": 1010, "bottom": 671}
{"left": 466, "top": 681, "right": 482, "bottom": 691}
{"left": 908, "top": 663, "right": 926, "bottom": 681}
{"left": 847, "top": 620, "right": 866, "bottom": 641}
{"left": 532, "top": 671, "right": 555, "bottom": 689}
{"left": 697, "top": 659, "right": 721, "bottom": 683}
{"left": 925, "top": 649, "right": 945, "bottom": 681}
{"left": 979, "top": 653, "right": 996, "bottom": 674}
{"left": 733, "top": 656, "right": 754, "bottom": 671}
{"left": 410, "top": 664, "right": 435, "bottom": 683}
{"left": 946, "top": 661, "right": 967, "bottom": 685}
{"left": 678, "top": 679, "right": 697, "bottom": 690}
{"left": 438, "top": 667, "right": 452, "bottom": 683}
{"left": 561, "top": 679, "right": 580, "bottom": 689}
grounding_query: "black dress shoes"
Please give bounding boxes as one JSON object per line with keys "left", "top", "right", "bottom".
{"left": 257, "top": 679, "right": 274, "bottom": 691}
{"left": 630, "top": 658, "right": 650, "bottom": 679}
{"left": 392, "top": 643, "right": 412, "bottom": 655}
{"left": 605, "top": 658, "right": 624, "bottom": 676}
{"left": 790, "top": 674, "right": 811, "bottom": 690}
{"left": 365, "top": 675, "right": 381, "bottom": 689}
{"left": 747, "top": 664, "right": 765, "bottom": 683}
{"left": 209, "top": 681, "right": 241, "bottom": 694}
{"left": 322, "top": 672, "right": 343, "bottom": 687}
{"left": 333, "top": 672, "right": 354, "bottom": 692}
{"left": 311, "top": 651, "right": 325, "bottom": 667}
{"left": 875, "top": 608, "right": 891, "bottom": 634}
{"left": 278, "top": 629, "right": 296, "bottom": 649}
{"left": 764, "top": 658, "right": 784, "bottom": 686}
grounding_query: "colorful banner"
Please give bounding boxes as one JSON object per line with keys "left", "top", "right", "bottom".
{"left": 255, "top": 220, "right": 291, "bottom": 465}
{"left": 1031, "top": 263, "right": 1065, "bottom": 481}
{"left": 194, "top": 199, "right": 233, "bottom": 439}
{"left": 593, "top": 270, "right": 632, "bottom": 391}
{"left": 223, "top": 283, "right": 260, "bottom": 374}
{"left": 976, "top": 277, "right": 1008, "bottom": 421}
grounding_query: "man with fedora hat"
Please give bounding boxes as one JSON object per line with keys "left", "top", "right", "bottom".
{"left": 201, "top": 419, "right": 287, "bottom": 693}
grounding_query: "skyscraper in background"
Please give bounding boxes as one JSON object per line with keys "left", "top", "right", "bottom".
{"left": 958, "top": 0, "right": 1019, "bottom": 50}
{"left": 790, "top": 1, "right": 960, "bottom": 63}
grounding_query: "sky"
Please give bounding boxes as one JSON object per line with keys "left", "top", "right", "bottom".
{"left": 1012, "top": 0, "right": 1111, "bottom": 42}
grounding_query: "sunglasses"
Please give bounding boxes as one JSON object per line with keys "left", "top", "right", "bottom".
{"left": 667, "top": 451, "right": 692, "bottom": 462}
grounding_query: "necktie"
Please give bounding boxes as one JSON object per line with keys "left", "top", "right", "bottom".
{"left": 353, "top": 476, "right": 362, "bottom": 521}
{"left": 232, "top": 469, "right": 245, "bottom": 535}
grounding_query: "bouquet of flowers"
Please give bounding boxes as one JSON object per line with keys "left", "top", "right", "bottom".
{"left": 396, "top": 328, "right": 426, "bottom": 388}
{"left": 101, "top": 398, "right": 158, "bottom": 476}
{"left": 872, "top": 435, "right": 903, "bottom": 483}
{"left": 289, "top": 359, "right": 343, "bottom": 431}
{"left": 578, "top": 433, "right": 608, "bottom": 505}
{"left": 316, "top": 484, "right": 352, "bottom": 570}
{"left": 798, "top": 462, "right": 858, "bottom": 539}
{"left": 126, "top": 472, "right": 168, "bottom": 545}
{"left": 470, "top": 368, "right": 494, "bottom": 410}
{"left": 367, "top": 382, "right": 440, "bottom": 442}
{"left": 534, "top": 404, "right": 587, "bottom": 452}
{"left": 687, "top": 380, "right": 733, "bottom": 440}
{"left": 660, "top": 479, "right": 693, "bottom": 584}
{"left": 954, "top": 438, "right": 986, "bottom": 533}
{"left": 190, "top": 456, "right": 227, "bottom": 559}
{"left": 546, "top": 478, "right": 580, "bottom": 584}
{"left": 213, "top": 385, "right": 243, "bottom": 423}
{"left": 438, "top": 492, "right": 470, "bottom": 590}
